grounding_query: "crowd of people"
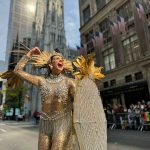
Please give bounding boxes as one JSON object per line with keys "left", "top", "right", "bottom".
{"left": 106, "top": 100, "right": 150, "bottom": 131}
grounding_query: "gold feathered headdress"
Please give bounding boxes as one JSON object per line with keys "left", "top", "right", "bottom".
{"left": 31, "top": 50, "right": 73, "bottom": 72}
{"left": 0, "top": 70, "right": 23, "bottom": 88}
{"left": 73, "top": 53, "right": 105, "bottom": 80}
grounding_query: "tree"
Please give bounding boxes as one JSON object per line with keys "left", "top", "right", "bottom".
{"left": 3, "top": 85, "right": 27, "bottom": 117}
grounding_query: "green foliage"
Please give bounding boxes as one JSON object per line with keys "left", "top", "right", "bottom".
{"left": 3, "top": 85, "right": 27, "bottom": 112}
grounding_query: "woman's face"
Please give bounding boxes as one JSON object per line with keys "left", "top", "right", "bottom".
{"left": 50, "top": 55, "right": 64, "bottom": 74}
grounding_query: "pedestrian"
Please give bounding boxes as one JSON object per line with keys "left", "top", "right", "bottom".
{"left": 33, "top": 110, "right": 40, "bottom": 124}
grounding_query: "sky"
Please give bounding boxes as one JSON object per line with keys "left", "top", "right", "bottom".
{"left": 64, "top": 0, "right": 80, "bottom": 48}
{"left": 0, "top": 0, "right": 11, "bottom": 62}
{"left": 0, "top": 0, "right": 80, "bottom": 63}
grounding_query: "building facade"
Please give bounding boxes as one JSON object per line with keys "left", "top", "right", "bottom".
{"left": 31, "top": 0, "right": 66, "bottom": 51}
{"left": 6, "top": 0, "right": 37, "bottom": 69}
{"left": 79, "top": 0, "right": 150, "bottom": 109}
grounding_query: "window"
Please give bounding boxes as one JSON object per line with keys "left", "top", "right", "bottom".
{"left": 0, "top": 81, "right": 2, "bottom": 90}
{"left": 83, "top": 5, "right": 91, "bottom": 23}
{"left": 96, "top": 0, "right": 106, "bottom": 11}
{"left": 52, "top": 3, "right": 56, "bottom": 23}
{"left": 104, "top": 81, "right": 109, "bottom": 88}
{"left": 135, "top": 72, "right": 143, "bottom": 80}
{"left": 85, "top": 30, "right": 93, "bottom": 43}
{"left": 52, "top": 33, "right": 55, "bottom": 43}
{"left": 143, "top": 0, "right": 150, "bottom": 19}
{"left": 125, "top": 75, "right": 132, "bottom": 83}
{"left": 122, "top": 35, "right": 141, "bottom": 64}
{"left": 110, "top": 79, "right": 116, "bottom": 86}
{"left": 117, "top": 2, "right": 133, "bottom": 22}
{"left": 80, "top": 0, "right": 86, "bottom": 5}
{"left": 0, "top": 94, "right": 2, "bottom": 105}
{"left": 103, "top": 48, "right": 116, "bottom": 71}
{"left": 99, "top": 19, "right": 112, "bottom": 45}
{"left": 23, "top": 38, "right": 31, "bottom": 47}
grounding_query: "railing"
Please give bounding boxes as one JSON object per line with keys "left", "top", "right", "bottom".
{"left": 107, "top": 112, "right": 150, "bottom": 131}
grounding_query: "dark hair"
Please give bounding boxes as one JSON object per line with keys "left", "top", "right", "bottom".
{"left": 54, "top": 48, "right": 60, "bottom": 53}
{"left": 50, "top": 55, "right": 56, "bottom": 62}
{"left": 45, "top": 66, "right": 51, "bottom": 78}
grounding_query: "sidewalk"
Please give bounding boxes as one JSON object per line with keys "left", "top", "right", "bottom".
{"left": 0, "top": 119, "right": 38, "bottom": 126}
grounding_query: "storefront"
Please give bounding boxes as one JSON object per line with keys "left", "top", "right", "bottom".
{"left": 101, "top": 80, "right": 150, "bottom": 109}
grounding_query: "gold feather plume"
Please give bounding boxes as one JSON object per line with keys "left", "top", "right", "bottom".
{"left": 73, "top": 53, "right": 105, "bottom": 80}
{"left": 0, "top": 71, "right": 23, "bottom": 88}
{"left": 32, "top": 51, "right": 51, "bottom": 67}
{"left": 32, "top": 51, "right": 73, "bottom": 72}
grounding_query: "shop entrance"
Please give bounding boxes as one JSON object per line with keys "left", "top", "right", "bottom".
{"left": 124, "top": 85, "right": 150, "bottom": 108}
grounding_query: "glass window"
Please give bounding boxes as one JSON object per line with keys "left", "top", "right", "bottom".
{"left": 0, "top": 81, "right": 2, "bottom": 89}
{"left": 104, "top": 81, "right": 109, "bottom": 88}
{"left": 125, "top": 75, "right": 132, "bottom": 83}
{"left": 80, "top": 0, "right": 86, "bottom": 5}
{"left": 122, "top": 35, "right": 141, "bottom": 64}
{"left": 135, "top": 72, "right": 143, "bottom": 80}
{"left": 110, "top": 79, "right": 116, "bottom": 86}
{"left": 52, "top": 3, "right": 56, "bottom": 23}
{"left": 103, "top": 48, "right": 116, "bottom": 71}
{"left": 83, "top": 5, "right": 91, "bottom": 23}
{"left": 0, "top": 94, "right": 3, "bottom": 105}
{"left": 85, "top": 30, "right": 93, "bottom": 43}
{"left": 117, "top": 2, "right": 133, "bottom": 22}
{"left": 96, "top": 0, "right": 106, "bottom": 11}
{"left": 99, "top": 19, "right": 112, "bottom": 45}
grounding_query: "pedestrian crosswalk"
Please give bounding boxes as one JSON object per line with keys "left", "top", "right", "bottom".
{"left": 0, "top": 128, "right": 7, "bottom": 133}
{"left": 0, "top": 123, "right": 5, "bottom": 126}
{"left": 0, "top": 123, "right": 7, "bottom": 133}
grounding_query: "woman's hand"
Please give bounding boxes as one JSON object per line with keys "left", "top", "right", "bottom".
{"left": 26, "top": 47, "right": 41, "bottom": 58}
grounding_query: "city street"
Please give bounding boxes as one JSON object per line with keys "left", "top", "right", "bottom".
{"left": 0, "top": 120, "right": 38, "bottom": 150}
{"left": 108, "top": 130, "right": 150, "bottom": 150}
{"left": 0, "top": 120, "right": 150, "bottom": 150}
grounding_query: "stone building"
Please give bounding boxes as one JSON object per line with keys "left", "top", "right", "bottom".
{"left": 31, "top": 0, "right": 66, "bottom": 51}
{"left": 6, "top": 0, "right": 37, "bottom": 69}
{"left": 78, "top": 0, "right": 150, "bottom": 108}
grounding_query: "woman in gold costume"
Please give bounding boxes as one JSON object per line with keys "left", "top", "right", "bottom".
{"left": 14, "top": 47, "right": 76, "bottom": 150}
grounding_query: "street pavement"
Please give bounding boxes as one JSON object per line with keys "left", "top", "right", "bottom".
{"left": 0, "top": 120, "right": 38, "bottom": 150}
{"left": 0, "top": 120, "right": 150, "bottom": 150}
{"left": 108, "top": 129, "right": 150, "bottom": 150}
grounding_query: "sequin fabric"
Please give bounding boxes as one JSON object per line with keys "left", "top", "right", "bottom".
{"left": 14, "top": 55, "right": 76, "bottom": 150}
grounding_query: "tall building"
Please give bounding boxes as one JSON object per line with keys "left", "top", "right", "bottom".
{"left": 79, "top": 0, "right": 150, "bottom": 108}
{"left": 5, "top": 0, "right": 37, "bottom": 70}
{"left": 31, "top": 0, "right": 66, "bottom": 51}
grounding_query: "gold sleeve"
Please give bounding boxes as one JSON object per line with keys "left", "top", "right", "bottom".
{"left": 14, "top": 55, "right": 44, "bottom": 87}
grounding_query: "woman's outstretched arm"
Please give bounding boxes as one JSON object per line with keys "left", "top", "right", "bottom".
{"left": 14, "top": 47, "right": 44, "bottom": 87}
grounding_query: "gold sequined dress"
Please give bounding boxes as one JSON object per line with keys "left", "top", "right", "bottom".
{"left": 14, "top": 55, "right": 76, "bottom": 150}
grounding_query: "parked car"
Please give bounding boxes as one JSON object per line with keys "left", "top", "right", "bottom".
{"left": 16, "top": 114, "right": 25, "bottom": 121}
